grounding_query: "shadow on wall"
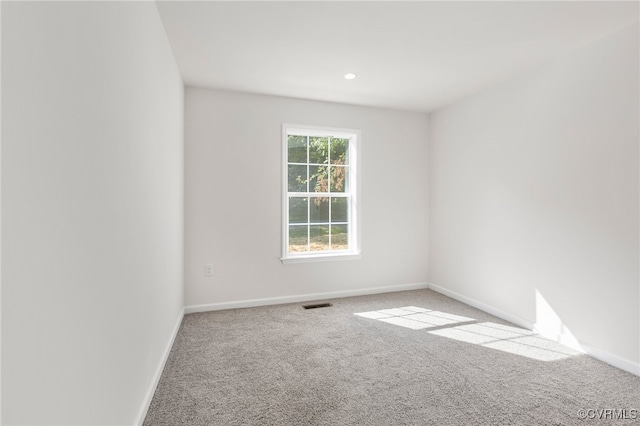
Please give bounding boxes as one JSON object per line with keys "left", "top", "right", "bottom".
{"left": 354, "top": 302, "right": 584, "bottom": 362}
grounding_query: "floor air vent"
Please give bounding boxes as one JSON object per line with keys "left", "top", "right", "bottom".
{"left": 302, "top": 303, "right": 333, "bottom": 310}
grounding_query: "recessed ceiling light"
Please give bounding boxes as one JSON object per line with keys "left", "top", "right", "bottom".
{"left": 344, "top": 73, "right": 356, "bottom": 80}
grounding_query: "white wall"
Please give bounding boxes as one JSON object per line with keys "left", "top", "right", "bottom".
{"left": 185, "top": 88, "right": 428, "bottom": 307}
{"left": 429, "top": 24, "right": 639, "bottom": 368}
{"left": 2, "top": 2, "right": 184, "bottom": 425}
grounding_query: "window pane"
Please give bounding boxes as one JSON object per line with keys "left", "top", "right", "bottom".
{"left": 288, "top": 135, "right": 307, "bottom": 163}
{"left": 309, "top": 225, "right": 329, "bottom": 251}
{"left": 331, "top": 225, "right": 349, "bottom": 250}
{"left": 288, "top": 165, "right": 307, "bottom": 192}
{"left": 309, "top": 166, "right": 328, "bottom": 193}
{"left": 309, "top": 136, "right": 329, "bottom": 164}
{"left": 329, "top": 166, "right": 348, "bottom": 193}
{"left": 289, "top": 197, "right": 308, "bottom": 224}
{"left": 310, "top": 197, "right": 329, "bottom": 223}
{"left": 331, "top": 197, "right": 348, "bottom": 222}
{"left": 330, "top": 138, "right": 349, "bottom": 165}
{"left": 289, "top": 225, "right": 308, "bottom": 252}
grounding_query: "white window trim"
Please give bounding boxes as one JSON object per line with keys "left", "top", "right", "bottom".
{"left": 281, "top": 123, "right": 361, "bottom": 264}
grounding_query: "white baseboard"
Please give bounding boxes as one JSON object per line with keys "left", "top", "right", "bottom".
{"left": 185, "top": 282, "right": 429, "bottom": 314}
{"left": 427, "top": 282, "right": 534, "bottom": 329}
{"left": 579, "top": 341, "right": 640, "bottom": 376}
{"left": 427, "top": 282, "right": 640, "bottom": 377}
{"left": 531, "top": 324, "right": 585, "bottom": 354}
{"left": 134, "top": 307, "right": 185, "bottom": 426}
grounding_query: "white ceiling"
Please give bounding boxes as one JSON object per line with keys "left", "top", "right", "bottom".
{"left": 156, "top": 1, "right": 639, "bottom": 113}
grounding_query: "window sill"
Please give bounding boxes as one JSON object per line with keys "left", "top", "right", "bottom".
{"left": 281, "top": 252, "right": 362, "bottom": 264}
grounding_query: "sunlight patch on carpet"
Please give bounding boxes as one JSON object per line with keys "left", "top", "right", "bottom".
{"left": 355, "top": 306, "right": 474, "bottom": 330}
{"left": 354, "top": 306, "right": 580, "bottom": 361}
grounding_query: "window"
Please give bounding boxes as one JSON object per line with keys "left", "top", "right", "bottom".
{"left": 282, "top": 124, "right": 360, "bottom": 263}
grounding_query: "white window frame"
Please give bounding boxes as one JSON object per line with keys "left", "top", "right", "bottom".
{"left": 281, "top": 124, "right": 361, "bottom": 264}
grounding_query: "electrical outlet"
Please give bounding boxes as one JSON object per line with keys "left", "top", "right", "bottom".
{"left": 205, "top": 264, "right": 214, "bottom": 277}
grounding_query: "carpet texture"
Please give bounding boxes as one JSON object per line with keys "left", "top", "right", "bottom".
{"left": 143, "top": 290, "right": 640, "bottom": 425}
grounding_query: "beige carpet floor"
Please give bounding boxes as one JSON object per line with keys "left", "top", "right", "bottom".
{"left": 143, "top": 289, "right": 640, "bottom": 425}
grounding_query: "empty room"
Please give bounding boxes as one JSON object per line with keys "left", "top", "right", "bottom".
{"left": 2, "top": 1, "right": 639, "bottom": 425}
